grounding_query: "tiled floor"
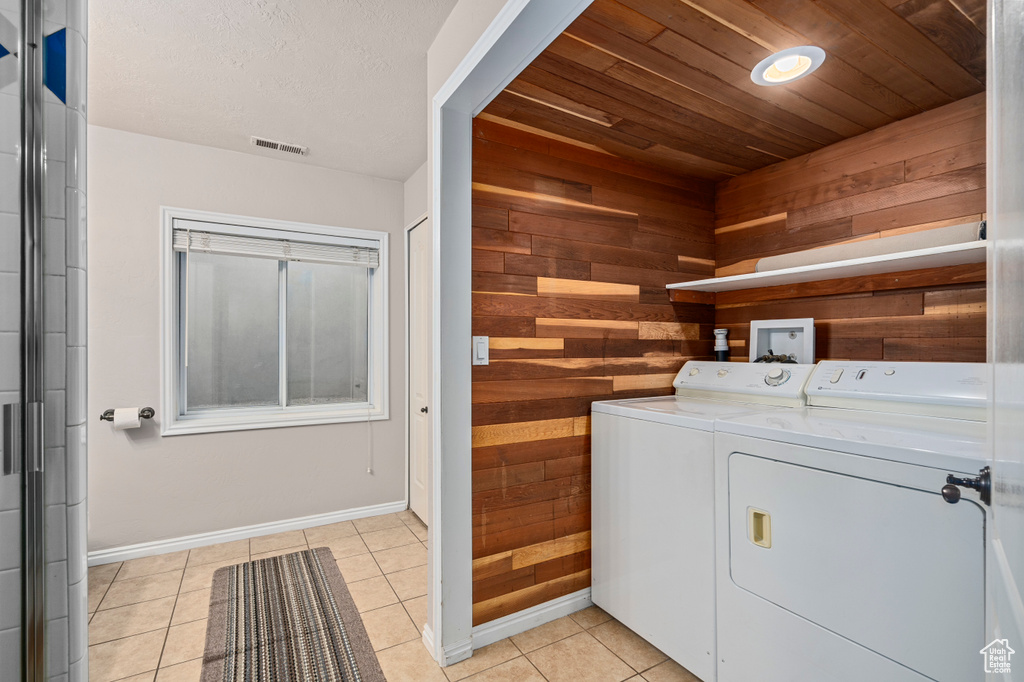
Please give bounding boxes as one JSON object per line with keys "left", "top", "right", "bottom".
{"left": 87, "top": 510, "right": 700, "bottom": 682}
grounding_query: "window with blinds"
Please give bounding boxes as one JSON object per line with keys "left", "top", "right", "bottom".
{"left": 162, "top": 211, "right": 389, "bottom": 435}
{"left": 171, "top": 228, "right": 380, "bottom": 267}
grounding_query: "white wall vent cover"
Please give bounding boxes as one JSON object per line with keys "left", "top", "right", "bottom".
{"left": 250, "top": 136, "right": 309, "bottom": 156}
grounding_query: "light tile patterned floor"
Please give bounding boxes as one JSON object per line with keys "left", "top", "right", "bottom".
{"left": 87, "top": 510, "right": 700, "bottom": 682}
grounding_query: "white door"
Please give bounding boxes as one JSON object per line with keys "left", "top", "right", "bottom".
{"left": 988, "top": 1, "right": 1024, "bottom": 677}
{"left": 408, "top": 218, "right": 431, "bottom": 525}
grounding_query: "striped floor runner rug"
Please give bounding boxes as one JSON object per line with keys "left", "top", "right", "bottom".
{"left": 202, "top": 547, "right": 386, "bottom": 682}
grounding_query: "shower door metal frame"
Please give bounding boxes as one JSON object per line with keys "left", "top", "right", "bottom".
{"left": 19, "top": 0, "right": 47, "bottom": 680}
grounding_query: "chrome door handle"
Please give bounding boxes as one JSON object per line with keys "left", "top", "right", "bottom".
{"left": 2, "top": 403, "right": 21, "bottom": 476}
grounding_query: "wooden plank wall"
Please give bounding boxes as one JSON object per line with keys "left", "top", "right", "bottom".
{"left": 714, "top": 93, "right": 986, "bottom": 362}
{"left": 470, "top": 117, "right": 716, "bottom": 625}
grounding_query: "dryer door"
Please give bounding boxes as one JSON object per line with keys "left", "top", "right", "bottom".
{"left": 728, "top": 453, "right": 984, "bottom": 682}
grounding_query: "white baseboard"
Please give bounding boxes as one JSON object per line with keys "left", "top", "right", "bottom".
{"left": 423, "top": 621, "right": 474, "bottom": 667}
{"left": 87, "top": 500, "right": 407, "bottom": 566}
{"left": 442, "top": 637, "right": 474, "bottom": 666}
{"left": 471, "top": 588, "right": 593, "bottom": 650}
{"left": 421, "top": 624, "right": 435, "bottom": 657}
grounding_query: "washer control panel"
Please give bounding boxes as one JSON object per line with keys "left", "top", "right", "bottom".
{"left": 675, "top": 361, "right": 816, "bottom": 406}
{"left": 806, "top": 361, "right": 989, "bottom": 419}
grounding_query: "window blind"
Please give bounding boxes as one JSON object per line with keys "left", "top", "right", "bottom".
{"left": 172, "top": 228, "right": 379, "bottom": 268}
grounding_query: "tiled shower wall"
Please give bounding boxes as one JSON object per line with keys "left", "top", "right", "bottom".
{"left": 0, "top": 0, "right": 88, "bottom": 679}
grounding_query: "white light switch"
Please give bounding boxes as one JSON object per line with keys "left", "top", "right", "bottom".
{"left": 472, "top": 336, "right": 489, "bottom": 365}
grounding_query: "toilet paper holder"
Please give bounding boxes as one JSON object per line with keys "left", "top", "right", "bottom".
{"left": 100, "top": 407, "right": 155, "bottom": 422}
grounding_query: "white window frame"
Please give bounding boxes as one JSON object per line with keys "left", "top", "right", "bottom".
{"left": 159, "top": 207, "right": 389, "bottom": 436}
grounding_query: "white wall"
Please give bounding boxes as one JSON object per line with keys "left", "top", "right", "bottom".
{"left": 406, "top": 0, "right": 508, "bottom": 225}
{"left": 404, "top": 161, "right": 428, "bottom": 225}
{"left": 420, "top": 0, "right": 512, "bottom": 659}
{"left": 427, "top": 0, "right": 511, "bottom": 104}
{"left": 87, "top": 126, "right": 406, "bottom": 552}
{"left": 424, "top": 0, "right": 509, "bottom": 215}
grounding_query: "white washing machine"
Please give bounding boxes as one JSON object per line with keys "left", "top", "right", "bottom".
{"left": 714, "top": 361, "right": 989, "bottom": 682}
{"left": 592, "top": 360, "right": 816, "bottom": 682}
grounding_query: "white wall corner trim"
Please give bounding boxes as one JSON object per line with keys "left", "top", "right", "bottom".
{"left": 427, "top": 0, "right": 594, "bottom": 666}
{"left": 432, "top": 0, "right": 530, "bottom": 108}
{"left": 442, "top": 637, "right": 475, "bottom": 667}
{"left": 471, "top": 588, "right": 594, "bottom": 650}
{"left": 87, "top": 500, "right": 407, "bottom": 566}
{"left": 422, "top": 624, "right": 435, "bottom": 658}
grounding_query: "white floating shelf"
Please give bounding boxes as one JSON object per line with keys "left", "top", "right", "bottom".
{"left": 666, "top": 241, "right": 987, "bottom": 293}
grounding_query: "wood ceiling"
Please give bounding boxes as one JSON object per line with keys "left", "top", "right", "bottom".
{"left": 478, "top": 0, "right": 986, "bottom": 181}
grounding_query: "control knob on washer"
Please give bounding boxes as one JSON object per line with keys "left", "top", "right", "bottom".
{"left": 765, "top": 367, "right": 791, "bottom": 386}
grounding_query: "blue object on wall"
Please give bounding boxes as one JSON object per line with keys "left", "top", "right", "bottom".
{"left": 0, "top": 11, "right": 12, "bottom": 60}
{"left": 0, "top": 19, "right": 13, "bottom": 92}
{"left": 43, "top": 28, "right": 66, "bottom": 104}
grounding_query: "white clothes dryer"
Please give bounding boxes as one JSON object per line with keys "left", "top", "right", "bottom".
{"left": 591, "top": 360, "right": 816, "bottom": 682}
{"left": 714, "top": 361, "right": 989, "bottom": 682}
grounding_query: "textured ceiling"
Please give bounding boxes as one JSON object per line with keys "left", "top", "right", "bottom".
{"left": 89, "top": 0, "right": 460, "bottom": 181}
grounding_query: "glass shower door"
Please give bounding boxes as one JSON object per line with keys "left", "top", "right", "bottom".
{"left": 0, "top": 143, "right": 51, "bottom": 677}
{"left": 1, "top": 0, "right": 80, "bottom": 679}
{"left": 0, "top": 0, "right": 28, "bottom": 677}
{"left": 0, "top": 195, "right": 26, "bottom": 673}
{"left": 1, "top": 0, "right": 40, "bottom": 671}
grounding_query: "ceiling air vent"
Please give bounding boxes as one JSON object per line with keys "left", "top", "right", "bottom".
{"left": 250, "top": 136, "right": 309, "bottom": 156}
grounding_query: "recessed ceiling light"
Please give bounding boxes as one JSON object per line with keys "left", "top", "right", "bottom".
{"left": 751, "top": 46, "right": 826, "bottom": 86}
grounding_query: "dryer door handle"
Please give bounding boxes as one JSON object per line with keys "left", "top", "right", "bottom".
{"left": 943, "top": 467, "right": 991, "bottom": 506}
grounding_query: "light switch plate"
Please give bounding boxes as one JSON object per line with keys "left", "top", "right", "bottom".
{"left": 472, "top": 336, "right": 489, "bottom": 365}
